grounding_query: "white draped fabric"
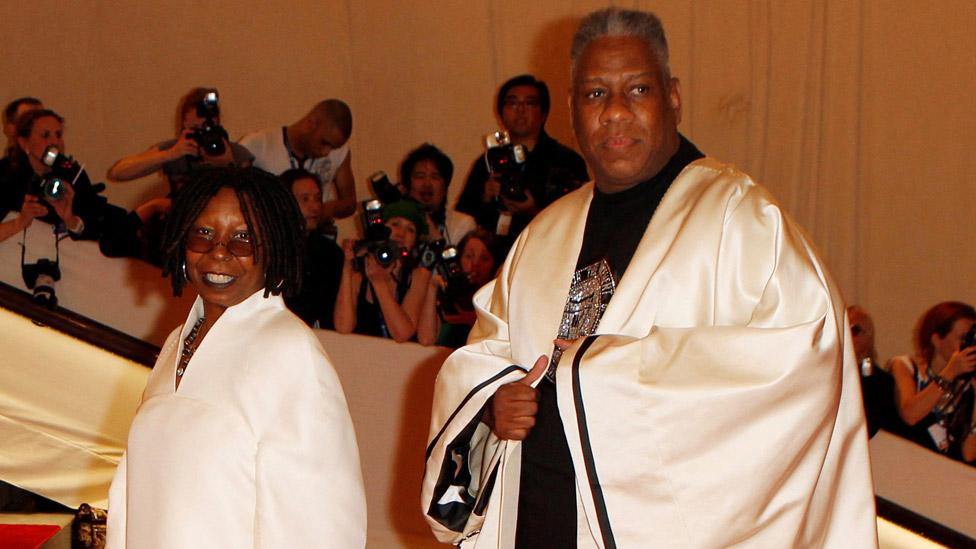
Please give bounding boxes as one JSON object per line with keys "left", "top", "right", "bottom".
{"left": 423, "top": 160, "right": 877, "bottom": 547}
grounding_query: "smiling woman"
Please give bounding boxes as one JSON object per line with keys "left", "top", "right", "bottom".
{"left": 105, "top": 167, "right": 367, "bottom": 548}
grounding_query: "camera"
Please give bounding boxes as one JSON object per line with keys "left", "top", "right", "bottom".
{"left": 22, "top": 257, "right": 61, "bottom": 308}
{"left": 484, "top": 130, "right": 528, "bottom": 201}
{"left": 436, "top": 246, "right": 476, "bottom": 315}
{"left": 35, "top": 146, "right": 82, "bottom": 200}
{"left": 186, "top": 90, "right": 229, "bottom": 157}
{"left": 961, "top": 323, "right": 976, "bottom": 352}
{"left": 353, "top": 199, "right": 406, "bottom": 271}
{"left": 368, "top": 171, "right": 405, "bottom": 204}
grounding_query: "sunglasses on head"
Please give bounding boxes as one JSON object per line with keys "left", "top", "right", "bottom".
{"left": 185, "top": 233, "right": 255, "bottom": 257}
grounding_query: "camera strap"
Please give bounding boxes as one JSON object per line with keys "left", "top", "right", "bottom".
{"left": 19, "top": 223, "right": 61, "bottom": 274}
{"left": 282, "top": 126, "right": 307, "bottom": 170}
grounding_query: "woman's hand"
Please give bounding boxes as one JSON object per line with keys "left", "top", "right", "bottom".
{"left": 43, "top": 181, "right": 82, "bottom": 231}
{"left": 942, "top": 346, "right": 976, "bottom": 381}
{"left": 17, "top": 195, "right": 48, "bottom": 230}
{"left": 363, "top": 254, "right": 394, "bottom": 284}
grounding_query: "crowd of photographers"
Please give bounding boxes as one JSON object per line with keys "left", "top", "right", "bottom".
{"left": 0, "top": 73, "right": 587, "bottom": 347}
{"left": 850, "top": 303, "right": 976, "bottom": 465}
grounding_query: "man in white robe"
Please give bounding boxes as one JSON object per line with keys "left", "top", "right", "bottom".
{"left": 421, "top": 7, "right": 877, "bottom": 548}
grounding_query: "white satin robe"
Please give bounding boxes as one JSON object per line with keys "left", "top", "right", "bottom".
{"left": 107, "top": 291, "right": 366, "bottom": 548}
{"left": 422, "top": 158, "right": 877, "bottom": 548}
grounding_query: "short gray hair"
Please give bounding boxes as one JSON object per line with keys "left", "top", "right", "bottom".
{"left": 570, "top": 8, "right": 671, "bottom": 82}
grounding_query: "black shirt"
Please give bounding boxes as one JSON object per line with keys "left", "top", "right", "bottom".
{"left": 514, "top": 135, "right": 703, "bottom": 549}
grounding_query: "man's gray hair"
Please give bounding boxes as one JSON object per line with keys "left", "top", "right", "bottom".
{"left": 570, "top": 8, "right": 671, "bottom": 82}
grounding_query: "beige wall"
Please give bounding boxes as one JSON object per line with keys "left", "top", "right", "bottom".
{"left": 2, "top": 0, "right": 975, "bottom": 359}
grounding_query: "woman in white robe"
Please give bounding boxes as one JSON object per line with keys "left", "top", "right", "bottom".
{"left": 106, "top": 167, "right": 366, "bottom": 548}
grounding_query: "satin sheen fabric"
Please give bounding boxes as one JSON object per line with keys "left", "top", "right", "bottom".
{"left": 107, "top": 291, "right": 366, "bottom": 548}
{"left": 422, "top": 158, "right": 877, "bottom": 548}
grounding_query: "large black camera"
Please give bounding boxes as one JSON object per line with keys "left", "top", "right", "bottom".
{"left": 368, "top": 171, "right": 405, "bottom": 204}
{"left": 186, "top": 90, "right": 229, "bottom": 157}
{"left": 353, "top": 199, "right": 406, "bottom": 271}
{"left": 484, "top": 130, "right": 528, "bottom": 201}
{"left": 34, "top": 146, "right": 82, "bottom": 200}
{"left": 961, "top": 323, "right": 976, "bottom": 352}
{"left": 22, "top": 257, "right": 61, "bottom": 308}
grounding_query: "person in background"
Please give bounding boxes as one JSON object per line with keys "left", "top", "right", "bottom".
{"left": 0, "top": 109, "right": 106, "bottom": 244}
{"left": 888, "top": 301, "right": 976, "bottom": 459}
{"left": 397, "top": 143, "right": 475, "bottom": 245}
{"left": 239, "top": 99, "right": 356, "bottom": 236}
{"left": 3, "top": 96, "right": 43, "bottom": 158}
{"left": 107, "top": 87, "right": 252, "bottom": 191}
{"left": 333, "top": 200, "right": 431, "bottom": 342}
{"left": 106, "top": 167, "right": 365, "bottom": 548}
{"left": 848, "top": 305, "right": 899, "bottom": 438}
{"left": 100, "top": 88, "right": 253, "bottom": 265}
{"left": 417, "top": 228, "right": 496, "bottom": 348}
{"left": 280, "top": 168, "right": 343, "bottom": 329}
{"left": 455, "top": 74, "right": 588, "bottom": 257}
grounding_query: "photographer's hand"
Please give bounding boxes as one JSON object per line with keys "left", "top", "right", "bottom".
{"left": 943, "top": 346, "right": 976, "bottom": 381}
{"left": 170, "top": 131, "right": 202, "bottom": 159}
{"left": 17, "top": 195, "right": 48, "bottom": 229}
{"left": 134, "top": 197, "right": 172, "bottom": 224}
{"left": 501, "top": 189, "right": 539, "bottom": 217}
{"left": 44, "top": 182, "right": 83, "bottom": 233}
{"left": 482, "top": 175, "right": 502, "bottom": 204}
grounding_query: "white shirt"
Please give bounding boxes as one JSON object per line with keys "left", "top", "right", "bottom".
{"left": 239, "top": 126, "right": 350, "bottom": 203}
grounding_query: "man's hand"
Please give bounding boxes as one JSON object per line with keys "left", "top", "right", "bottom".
{"left": 17, "top": 195, "right": 48, "bottom": 230}
{"left": 489, "top": 355, "right": 548, "bottom": 440}
{"left": 501, "top": 189, "right": 539, "bottom": 216}
{"left": 482, "top": 175, "right": 502, "bottom": 204}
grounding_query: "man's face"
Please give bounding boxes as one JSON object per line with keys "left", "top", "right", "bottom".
{"left": 291, "top": 177, "right": 323, "bottom": 233}
{"left": 571, "top": 36, "right": 681, "bottom": 193}
{"left": 305, "top": 121, "right": 347, "bottom": 159}
{"left": 407, "top": 159, "right": 446, "bottom": 211}
{"left": 4, "top": 102, "right": 43, "bottom": 147}
{"left": 501, "top": 85, "right": 545, "bottom": 142}
{"left": 18, "top": 115, "right": 65, "bottom": 174}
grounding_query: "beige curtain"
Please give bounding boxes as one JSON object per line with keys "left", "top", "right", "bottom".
{"left": 1, "top": 0, "right": 974, "bottom": 358}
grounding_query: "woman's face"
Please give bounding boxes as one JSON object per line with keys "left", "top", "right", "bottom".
{"left": 291, "top": 177, "right": 323, "bottom": 233}
{"left": 407, "top": 159, "right": 446, "bottom": 210}
{"left": 461, "top": 237, "right": 494, "bottom": 287}
{"left": 185, "top": 187, "right": 265, "bottom": 318}
{"left": 932, "top": 317, "right": 975, "bottom": 362}
{"left": 18, "top": 115, "right": 64, "bottom": 174}
{"left": 385, "top": 216, "right": 417, "bottom": 252}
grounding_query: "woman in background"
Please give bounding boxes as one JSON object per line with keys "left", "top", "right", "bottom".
{"left": 333, "top": 199, "right": 431, "bottom": 342}
{"left": 107, "top": 167, "right": 365, "bottom": 548}
{"left": 889, "top": 301, "right": 976, "bottom": 460}
{"left": 417, "top": 228, "right": 497, "bottom": 347}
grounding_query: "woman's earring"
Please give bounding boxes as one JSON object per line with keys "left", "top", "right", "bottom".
{"left": 182, "top": 260, "right": 189, "bottom": 281}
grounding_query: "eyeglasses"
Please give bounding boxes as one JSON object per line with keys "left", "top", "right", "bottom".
{"left": 185, "top": 234, "right": 255, "bottom": 257}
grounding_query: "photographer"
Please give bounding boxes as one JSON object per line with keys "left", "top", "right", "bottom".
{"left": 3, "top": 97, "right": 43, "bottom": 158}
{"left": 417, "top": 228, "right": 497, "bottom": 348}
{"left": 333, "top": 200, "right": 431, "bottom": 342}
{"left": 106, "top": 87, "right": 252, "bottom": 191}
{"left": 0, "top": 109, "right": 104, "bottom": 243}
{"left": 455, "top": 74, "right": 588, "bottom": 255}
{"left": 280, "top": 168, "right": 344, "bottom": 329}
{"left": 888, "top": 301, "right": 976, "bottom": 460}
{"left": 395, "top": 143, "right": 474, "bottom": 245}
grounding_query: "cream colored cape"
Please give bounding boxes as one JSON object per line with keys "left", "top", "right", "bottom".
{"left": 421, "top": 158, "right": 877, "bottom": 548}
{"left": 106, "top": 291, "right": 366, "bottom": 548}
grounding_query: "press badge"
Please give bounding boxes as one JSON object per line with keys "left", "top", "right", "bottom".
{"left": 928, "top": 422, "right": 949, "bottom": 451}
